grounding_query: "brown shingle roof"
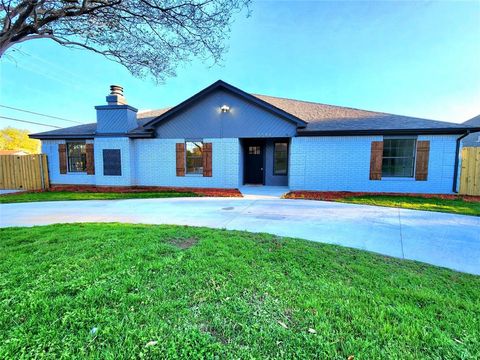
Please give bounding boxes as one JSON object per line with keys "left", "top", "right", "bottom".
{"left": 254, "top": 94, "right": 380, "bottom": 122}
{"left": 30, "top": 83, "right": 477, "bottom": 139}
{"left": 253, "top": 94, "right": 467, "bottom": 132}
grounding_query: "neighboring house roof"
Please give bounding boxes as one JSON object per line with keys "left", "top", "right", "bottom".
{"left": 0, "top": 150, "right": 29, "bottom": 155}
{"left": 30, "top": 80, "right": 480, "bottom": 139}
{"left": 462, "top": 115, "right": 480, "bottom": 147}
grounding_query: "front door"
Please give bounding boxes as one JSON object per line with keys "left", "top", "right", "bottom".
{"left": 244, "top": 142, "right": 264, "bottom": 184}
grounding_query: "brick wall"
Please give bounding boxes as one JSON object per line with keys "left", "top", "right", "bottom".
{"left": 289, "top": 135, "right": 458, "bottom": 194}
{"left": 134, "top": 138, "right": 240, "bottom": 188}
{"left": 42, "top": 134, "right": 458, "bottom": 193}
{"left": 94, "top": 137, "right": 134, "bottom": 186}
{"left": 42, "top": 138, "right": 239, "bottom": 188}
{"left": 41, "top": 139, "right": 95, "bottom": 185}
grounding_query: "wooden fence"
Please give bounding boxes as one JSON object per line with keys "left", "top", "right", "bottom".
{"left": 459, "top": 147, "right": 480, "bottom": 196}
{"left": 0, "top": 154, "right": 50, "bottom": 191}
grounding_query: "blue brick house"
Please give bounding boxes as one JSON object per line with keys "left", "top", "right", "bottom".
{"left": 30, "top": 80, "right": 479, "bottom": 194}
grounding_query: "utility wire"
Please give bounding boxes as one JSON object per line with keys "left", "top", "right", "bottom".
{"left": 0, "top": 104, "right": 83, "bottom": 124}
{"left": 0, "top": 116, "right": 62, "bottom": 128}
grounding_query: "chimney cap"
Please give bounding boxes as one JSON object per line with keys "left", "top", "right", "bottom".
{"left": 110, "top": 85, "right": 124, "bottom": 96}
{"left": 106, "top": 84, "right": 127, "bottom": 105}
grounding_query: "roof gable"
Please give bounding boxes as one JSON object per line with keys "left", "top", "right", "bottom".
{"left": 143, "top": 80, "right": 307, "bottom": 129}
{"left": 153, "top": 88, "right": 299, "bottom": 139}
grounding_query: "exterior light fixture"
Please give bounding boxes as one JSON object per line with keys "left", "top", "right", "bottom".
{"left": 220, "top": 105, "right": 230, "bottom": 113}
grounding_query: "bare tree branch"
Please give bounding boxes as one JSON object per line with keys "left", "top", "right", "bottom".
{"left": 0, "top": 0, "right": 250, "bottom": 82}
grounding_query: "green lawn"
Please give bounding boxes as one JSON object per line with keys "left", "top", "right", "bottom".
{"left": 0, "top": 190, "right": 199, "bottom": 203}
{"left": 1, "top": 224, "right": 479, "bottom": 359}
{"left": 337, "top": 195, "right": 480, "bottom": 216}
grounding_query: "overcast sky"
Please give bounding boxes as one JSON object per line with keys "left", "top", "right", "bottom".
{"left": 1, "top": 0, "right": 479, "bottom": 133}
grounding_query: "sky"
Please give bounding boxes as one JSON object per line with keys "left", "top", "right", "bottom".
{"left": 1, "top": 0, "right": 479, "bottom": 134}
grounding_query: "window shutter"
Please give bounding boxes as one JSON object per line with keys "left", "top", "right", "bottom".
{"left": 369, "top": 141, "right": 383, "bottom": 180}
{"left": 58, "top": 144, "right": 67, "bottom": 174}
{"left": 103, "top": 149, "right": 121, "bottom": 176}
{"left": 415, "top": 140, "right": 430, "bottom": 181}
{"left": 203, "top": 142, "right": 212, "bottom": 177}
{"left": 176, "top": 143, "right": 185, "bottom": 176}
{"left": 86, "top": 143, "right": 95, "bottom": 175}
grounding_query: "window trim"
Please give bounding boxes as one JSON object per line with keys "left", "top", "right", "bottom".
{"left": 66, "top": 140, "right": 87, "bottom": 173}
{"left": 185, "top": 140, "right": 204, "bottom": 176}
{"left": 273, "top": 141, "right": 289, "bottom": 176}
{"left": 381, "top": 137, "right": 417, "bottom": 178}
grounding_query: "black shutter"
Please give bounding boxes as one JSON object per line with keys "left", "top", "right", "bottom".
{"left": 103, "top": 149, "right": 122, "bottom": 176}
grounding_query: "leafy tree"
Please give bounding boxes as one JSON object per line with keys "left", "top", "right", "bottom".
{"left": 0, "top": 0, "right": 250, "bottom": 81}
{"left": 0, "top": 127, "right": 40, "bottom": 153}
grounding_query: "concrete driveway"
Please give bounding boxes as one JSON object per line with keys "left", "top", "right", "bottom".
{"left": 1, "top": 195, "right": 479, "bottom": 275}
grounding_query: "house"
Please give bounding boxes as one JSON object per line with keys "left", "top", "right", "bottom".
{"left": 30, "top": 80, "right": 480, "bottom": 194}
{"left": 462, "top": 115, "right": 480, "bottom": 147}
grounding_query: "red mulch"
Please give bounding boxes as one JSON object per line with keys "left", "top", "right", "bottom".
{"left": 5, "top": 185, "right": 242, "bottom": 198}
{"left": 284, "top": 191, "right": 480, "bottom": 203}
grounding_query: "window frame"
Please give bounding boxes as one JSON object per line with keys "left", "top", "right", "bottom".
{"left": 66, "top": 141, "right": 87, "bottom": 173}
{"left": 185, "top": 140, "right": 204, "bottom": 176}
{"left": 381, "top": 137, "right": 417, "bottom": 178}
{"left": 248, "top": 146, "right": 261, "bottom": 155}
{"left": 273, "top": 141, "right": 289, "bottom": 176}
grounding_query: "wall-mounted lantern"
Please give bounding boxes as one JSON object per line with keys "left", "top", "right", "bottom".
{"left": 220, "top": 105, "right": 230, "bottom": 113}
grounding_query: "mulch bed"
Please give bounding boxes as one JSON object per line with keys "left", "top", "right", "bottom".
{"left": 3, "top": 185, "right": 242, "bottom": 198}
{"left": 284, "top": 191, "right": 480, "bottom": 202}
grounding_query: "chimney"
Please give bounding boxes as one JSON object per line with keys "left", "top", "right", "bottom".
{"left": 106, "top": 85, "right": 127, "bottom": 105}
{"left": 95, "top": 85, "right": 138, "bottom": 133}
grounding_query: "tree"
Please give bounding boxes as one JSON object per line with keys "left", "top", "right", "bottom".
{"left": 0, "top": 127, "right": 40, "bottom": 153}
{"left": 0, "top": 0, "right": 249, "bottom": 81}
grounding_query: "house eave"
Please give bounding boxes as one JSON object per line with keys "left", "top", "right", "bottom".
{"left": 29, "top": 131, "right": 155, "bottom": 140}
{"left": 29, "top": 133, "right": 95, "bottom": 140}
{"left": 296, "top": 127, "right": 480, "bottom": 136}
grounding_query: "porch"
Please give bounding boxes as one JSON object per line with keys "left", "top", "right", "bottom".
{"left": 239, "top": 138, "right": 290, "bottom": 187}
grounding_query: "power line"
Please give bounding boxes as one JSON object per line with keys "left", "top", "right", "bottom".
{"left": 0, "top": 116, "right": 62, "bottom": 128}
{"left": 0, "top": 104, "right": 83, "bottom": 124}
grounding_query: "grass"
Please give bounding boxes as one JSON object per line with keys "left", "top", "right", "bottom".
{"left": 1, "top": 223, "right": 479, "bottom": 359}
{"left": 0, "top": 190, "right": 199, "bottom": 203}
{"left": 337, "top": 195, "right": 480, "bottom": 216}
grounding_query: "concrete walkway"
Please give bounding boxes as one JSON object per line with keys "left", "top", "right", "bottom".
{"left": 239, "top": 185, "right": 289, "bottom": 199}
{"left": 1, "top": 196, "right": 479, "bottom": 275}
{"left": 0, "top": 190, "right": 23, "bottom": 195}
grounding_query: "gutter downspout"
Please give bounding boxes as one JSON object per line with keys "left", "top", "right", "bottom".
{"left": 452, "top": 131, "right": 470, "bottom": 193}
